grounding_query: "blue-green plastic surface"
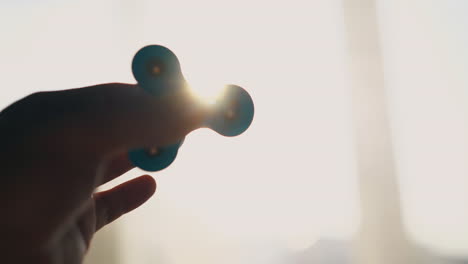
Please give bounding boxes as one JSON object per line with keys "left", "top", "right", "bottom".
{"left": 129, "top": 142, "right": 181, "bottom": 172}
{"left": 128, "top": 45, "right": 254, "bottom": 172}
{"left": 205, "top": 85, "right": 255, "bottom": 137}
{"left": 132, "top": 45, "right": 184, "bottom": 97}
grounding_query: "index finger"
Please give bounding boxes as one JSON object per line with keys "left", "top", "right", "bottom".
{"left": 34, "top": 83, "right": 209, "bottom": 158}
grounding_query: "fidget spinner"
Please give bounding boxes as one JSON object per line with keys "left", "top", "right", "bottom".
{"left": 128, "top": 45, "right": 255, "bottom": 171}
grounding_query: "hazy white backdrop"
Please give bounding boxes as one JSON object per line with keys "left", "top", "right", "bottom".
{"left": 0, "top": 0, "right": 467, "bottom": 263}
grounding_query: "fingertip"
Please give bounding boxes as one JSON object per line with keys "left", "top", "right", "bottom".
{"left": 127, "top": 175, "right": 157, "bottom": 203}
{"left": 94, "top": 174, "right": 158, "bottom": 230}
{"left": 139, "top": 174, "right": 157, "bottom": 195}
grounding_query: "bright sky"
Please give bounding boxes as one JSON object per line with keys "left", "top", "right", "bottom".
{"left": 0, "top": 0, "right": 468, "bottom": 263}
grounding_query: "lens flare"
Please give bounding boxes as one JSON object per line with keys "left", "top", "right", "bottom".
{"left": 185, "top": 75, "right": 224, "bottom": 105}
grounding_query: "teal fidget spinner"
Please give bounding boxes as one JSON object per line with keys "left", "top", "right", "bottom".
{"left": 128, "top": 45, "right": 255, "bottom": 171}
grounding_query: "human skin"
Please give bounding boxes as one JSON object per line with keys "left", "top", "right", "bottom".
{"left": 0, "top": 83, "right": 207, "bottom": 264}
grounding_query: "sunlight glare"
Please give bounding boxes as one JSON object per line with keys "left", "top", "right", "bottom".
{"left": 185, "top": 72, "right": 224, "bottom": 105}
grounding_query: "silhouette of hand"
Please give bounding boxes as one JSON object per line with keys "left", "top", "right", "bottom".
{"left": 0, "top": 83, "right": 206, "bottom": 264}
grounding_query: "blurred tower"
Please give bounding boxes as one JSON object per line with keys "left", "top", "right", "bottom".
{"left": 342, "top": 0, "right": 419, "bottom": 263}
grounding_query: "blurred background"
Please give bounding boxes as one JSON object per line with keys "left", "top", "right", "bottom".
{"left": 1, "top": 0, "right": 468, "bottom": 263}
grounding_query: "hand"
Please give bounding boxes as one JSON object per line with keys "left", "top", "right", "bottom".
{"left": 0, "top": 83, "right": 207, "bottom": 264}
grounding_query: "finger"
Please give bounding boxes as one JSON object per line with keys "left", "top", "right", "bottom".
{"left": 76, "top": 199, "right": 96, "bottom": 250}
{"left": 100, "top": 152, "right": 135, "bottom": 185}
{"left": 33, "top": 83, "right": 210, "bottom": 157}
{"left": 94, "top": 175, "right": 156, "bottom": 230}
